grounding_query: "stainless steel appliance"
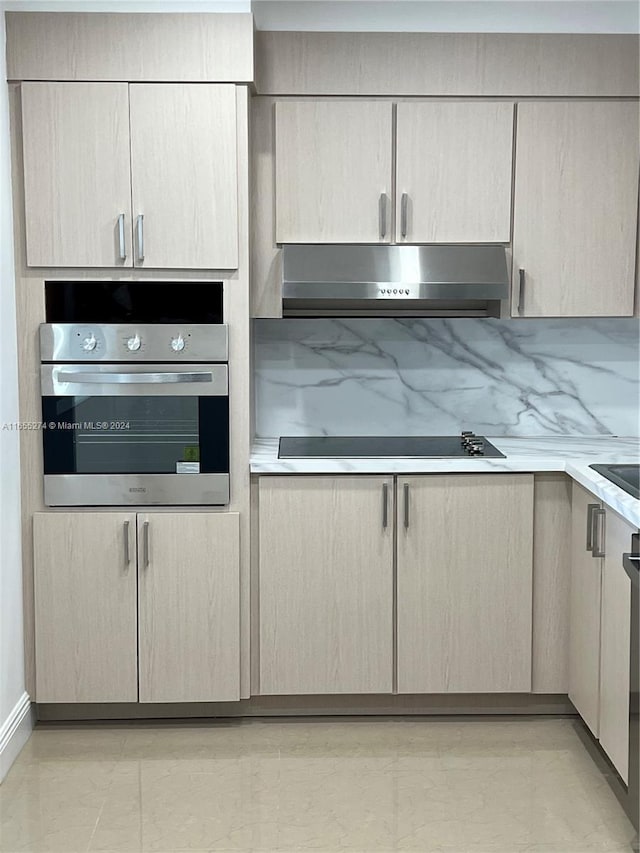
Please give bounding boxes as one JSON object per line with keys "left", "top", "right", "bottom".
{"left": 40, "top": 281, "right": 229, "bottom": 506}
{"left": 591, "top": 464, "right": 640, "bottom": 500}
{"left": 282, "top": 244, "right": 509, "bottom": 317}
{"left": 278, "top": 432, "right": 505, "bottom": 459}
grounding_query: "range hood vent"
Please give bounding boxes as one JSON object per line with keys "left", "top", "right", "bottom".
{"left": 282, "top": 244, "right": 509, "bottom": 318}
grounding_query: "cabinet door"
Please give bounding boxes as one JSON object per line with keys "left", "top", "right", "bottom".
{"left": 396, "top": 102, "right": 514, "bottom": 243}
{"left": 138, "top": 512, "right": 240, "bottom": 702}
{"left": 130, "top": 84, "right": 238, "bottom": 269}
{"left": 33, "top": 512, "right": 137, "bottom": 703}
{"left": 513, "top": 102, "right": 639, "bottom": 317}
{"left": 569, "top": 483, "right": 603, "bottom": 736}
{"left": 21, "top": 82, "right": 133, "bottom": 267}
{"left": 599, "top": 510, "right": 634, "bottom": 783}
{"left": 258, "top": 476, "right": 394, "bottom": 694}
{"left": 275, "top": 101, "right": 393, "bottom": 243}
{"left": 397, "top": 474, "right": 534, "bottom": 693}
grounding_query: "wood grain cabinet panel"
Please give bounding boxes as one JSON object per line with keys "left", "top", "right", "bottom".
{"left": 568, "top": 483, "right": 603, "bottom": 736}
{"left": 395, "top": 102, "right": 514, "bottom": 243}
{"left": 397, "top": 474, "right": 534, "bottom": 693}
{"left": 33, "top": 512, "right": 138, "bottom": 703}
{"left": 532, "top": 474, "right": 572, "bottom": 694}
{"left": 258, "top": 476, "right": 394, "bottom": 695}
{"left": 599, "top": 509, "right": 634, "bottom": 783}
{"left": 138, "top": 512, "right": 240, "bottom": 703}
{"left": 129, "top": 84, "right": 238, "bottom": 269}
{"left": 513, "top": 101, "right": 639, "bottom": 317}
{"left": 21, "top": 82, "right": 133, "bottom": 268}
{"left": 275, "top": 101, "right": 393, "bottom": 244}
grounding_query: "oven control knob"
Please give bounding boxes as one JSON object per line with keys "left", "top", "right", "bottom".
{"left": 126, "top": 334, "right": 141, "bottom": 352}
{"left": 82, "top": 333, "right": 97, "bottom": 352}
{"left": 171, "top": 335, "right": 185, "bottom": 353}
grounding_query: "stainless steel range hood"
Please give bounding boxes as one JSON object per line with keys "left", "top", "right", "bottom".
{"left": 282, "top": 244, "right": 509, "bottom": 318}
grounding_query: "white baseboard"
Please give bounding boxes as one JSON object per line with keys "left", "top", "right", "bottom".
{"left": 0, "top": 692, "right": 33, "bottom": 782}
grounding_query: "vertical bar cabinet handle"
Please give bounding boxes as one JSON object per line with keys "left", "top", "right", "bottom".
{"left": 400, "top": 193, "right": 408, "bottom": 239}
{"left": 123, "top": 520, "right": 130, "bottom": 566}
{"left": 382, "top": 482, "right": 389, "bottom": 529}
{"left": 117, "top": 213, "right": 126, "bottom": 261}
{"left": 518, "top": 268, "right": 525, "bottom": 315}
{"left": 586, "top": 503, "right": 598, "bottom": 551}
{"left": 143, "top": 520, "right": 150, "bottom": 567}
{"left": 592, "top": 508, "right": 606, "bottom": 558}
{"left": 403, "top": 483, "right": 410, "bottom": 529}
{"left": 136, "top": 214, "right": 144, "bottom": 262}
{"left": 379, "top": 193, "right": 387, "bottom": 239}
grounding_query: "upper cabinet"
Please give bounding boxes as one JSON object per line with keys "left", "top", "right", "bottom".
{"left": 21, "top": 82, "right": 133, "bottom": 268}
{"left": 395, "top": 102, "right": 514, "bottom": 243}
{"left": 274, "top": 99, "right": 513, "bottom": 246}
{"left": 512, "top": 101, "right": 639, "bottom": 317}
{"left": 129, "top": 84, "right": 238, "bottom": 270}
{"left": 275, "top": 100, "right": 393, "bottom": 244}
{"left": 21, "top": 82, "right": 238, "bottom": 269}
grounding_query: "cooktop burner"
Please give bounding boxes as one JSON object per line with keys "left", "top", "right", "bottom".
{"left": 278, "top": 433, "right": 506, "bottom": 459}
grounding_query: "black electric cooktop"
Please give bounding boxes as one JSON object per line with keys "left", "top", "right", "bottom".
{"left": 278, "top": 434, "right": 506, "bottom": 459}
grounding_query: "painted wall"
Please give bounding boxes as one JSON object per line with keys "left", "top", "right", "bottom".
{"left": 0, "top": 4, "right": 29, "bottom": 781}
{"left": 251, "top": 0, "right": 639, "bottom": 33}
{"left": 254, "top": 318, "right": 640, "bottom": 438}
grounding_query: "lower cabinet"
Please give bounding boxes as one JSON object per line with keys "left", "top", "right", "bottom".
{"left": 397, "top": 474, "right": 534, "bottom": 693}
{"left": 569, "top": 483, "right": 603, "bottom": 736}
{"left": 599, "top": 510, "right": 633, "bottom": 784}
{"left": 258, "top": 474, "right": 534, "bottom": 696}
{"left": 34, "top": 512, "right": 138, "bottom": 703}
{"left": 258, "top": 476, "right": 394, "bottom": 694}
{"left": 138, "top": 513, "right": 240, "bottom": 703}
{"left": 569, "top": 482, "right": 634, "bottom": 783}
{"left": 33, "top": 511, "right": 240, "bottom": 704}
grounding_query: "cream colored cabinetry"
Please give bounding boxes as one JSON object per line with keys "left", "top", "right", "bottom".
{"left": 397, "top": 474, "right": 534, "bottom": 693}
{"left": 33, "top": 512, "right": 138, "bottom": 702}
{"left": 21, "top": 82, "right": 238, "bottom": 269}
{"left": 275, "top": 101, "right": 393, "bottom": 244}
{"left": 258, "top": 476, "right": 394, "bottom": 694}
{"left": 258, "top": 474, "right": 534, "bottom": 696}
{"left": 532, "top": 474, "right": 572, "bottom": 694}
{"left": 33, "top": 511, "right": 240, "bottom": 703}
{"left": 21, "top": 82, "right": 133, "bottom": 268}
{"left": 138, "top": 512, "right": 240, "bottom": 703}
{"left": 599, "top": 510, "right": 633, "bottom": 783}
{"left": 274, "top": 100, "right": 514, "bottom": 246}
{"left": 512, "top": 101, "right": 639, "bottom": 317}
{"left": 569, "top": 483, "right": 603, "bottom": 735}
{"left": 129, "top": 84, "right": 238, "bottom": 269}
{"left": 395, "top": 102, "right": 514, "bottom": 243}
{"left": 569, "top": 482, "right": 634, "bottom": 782}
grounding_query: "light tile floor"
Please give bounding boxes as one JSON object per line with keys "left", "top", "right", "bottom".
{"left": 0, "top": 717, "right": 636, "bottom": 853}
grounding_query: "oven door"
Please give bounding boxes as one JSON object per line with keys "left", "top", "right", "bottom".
{"left": 40, "top": 363, "right": 229, "bottom": 506}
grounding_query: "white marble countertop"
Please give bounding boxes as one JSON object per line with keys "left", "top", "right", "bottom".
{"left": 251, "top": 436, "right": 640, "bottom": 527}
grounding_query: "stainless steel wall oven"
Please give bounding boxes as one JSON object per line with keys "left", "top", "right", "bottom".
{"left": 40, "top": 281, "right": 229, "bottom": 506}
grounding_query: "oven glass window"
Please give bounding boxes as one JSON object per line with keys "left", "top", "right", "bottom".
{"left": 42, "top": 396, "right": 229, "bottom": 475}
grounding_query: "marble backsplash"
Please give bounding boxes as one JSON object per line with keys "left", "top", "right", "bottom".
{"left": 253, "top": 318, "right": 640, "bottom": 437}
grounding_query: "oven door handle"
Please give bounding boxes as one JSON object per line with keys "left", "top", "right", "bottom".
{"left": 55, "top": 371, "right": 214, "bottom": 385}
